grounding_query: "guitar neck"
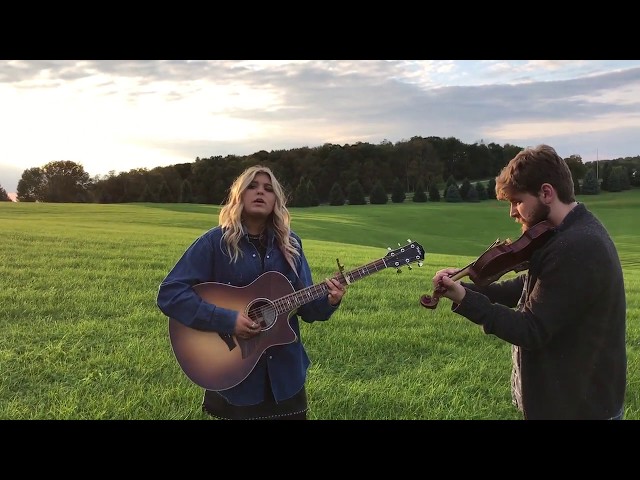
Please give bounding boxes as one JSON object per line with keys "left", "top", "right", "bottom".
{"left": 274, "top": 258, "right": 388, "bottom": 314}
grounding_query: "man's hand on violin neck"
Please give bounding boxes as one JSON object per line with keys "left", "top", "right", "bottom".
{"left": 439, "top": 275, "right": 466, "bottom": 304}
{"left": 433, "top": 269, "right": 466, "bottom": 304}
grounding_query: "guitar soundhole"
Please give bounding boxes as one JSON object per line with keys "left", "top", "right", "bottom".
{"left": 247, "top": 298, "right": 277, "bottom": 330}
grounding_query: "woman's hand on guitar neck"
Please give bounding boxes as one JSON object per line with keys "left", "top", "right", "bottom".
{"left": 433, "top": 268, "right": 467, "bottom": 305}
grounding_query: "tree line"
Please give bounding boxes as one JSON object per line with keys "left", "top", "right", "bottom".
{"left": 4, "top": 135, "right": 640, "bottom": 204}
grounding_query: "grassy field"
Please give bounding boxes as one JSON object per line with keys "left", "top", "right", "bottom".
{"left": 1, "top": 191, "right": 638, "bottom": 420}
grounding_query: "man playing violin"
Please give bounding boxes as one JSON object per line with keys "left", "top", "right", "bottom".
{"left": 431, "top": 144, "right": 627, "bottom": 420}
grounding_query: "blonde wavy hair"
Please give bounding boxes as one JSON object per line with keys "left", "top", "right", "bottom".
{"left": 219, "top": 165, "right": 301, "bottom": 271}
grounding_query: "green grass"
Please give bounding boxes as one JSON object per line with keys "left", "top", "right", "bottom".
{"left": 1, "top": 190, "right": 639, "bottom": 419}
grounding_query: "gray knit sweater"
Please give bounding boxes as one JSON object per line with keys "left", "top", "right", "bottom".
{"left": 454, "top": 203, "right": 627, "bottom": 419}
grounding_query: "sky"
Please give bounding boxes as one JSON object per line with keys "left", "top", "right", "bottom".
{"left": 1, "top": 60, "right": 640, "bottom": 195}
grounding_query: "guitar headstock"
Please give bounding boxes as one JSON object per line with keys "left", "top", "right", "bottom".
{"left": 384, "top": 240, "right": 425, "bottom": 270}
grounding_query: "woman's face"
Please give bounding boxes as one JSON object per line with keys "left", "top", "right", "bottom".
{"left": 242, "top": 172, "right": 276, "bottom": 218}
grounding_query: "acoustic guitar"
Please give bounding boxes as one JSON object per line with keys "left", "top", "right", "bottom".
{"left": 168, "top": 240, "right": 425, "bottom": 391}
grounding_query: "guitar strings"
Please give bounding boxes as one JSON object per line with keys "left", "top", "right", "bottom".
{"left": 244, "top": 250, "right": 420, "bottom": 323}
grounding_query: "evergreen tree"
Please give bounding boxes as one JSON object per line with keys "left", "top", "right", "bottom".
{"left": 607, "top": 166, "right": 624, "bottom": 192}
{"left": 486, "top": 178, "right": 496, "bottom": 199}
{"left": 474, "top": 182, "right": 487, "bottom": 200}
{"left": 390, "top": 178, "right": 406, "bottom": 203}
{"left": 179, "top": 179, "right": 193, "bottom": 203}
{"left": 428, "top": 183, "right": 441, "bottom": 202}
{"left": 444, "top": 183, "right": 462, "bottom": 202}
{"left": 346, "top": 180, "right": 366, "bottom": 205}
{"left": 413, "top": 179, "right": 428, "bottom": 202}
{"left": 617, "top": 166, "right": 631, "bottom": 190}
{"left": 466, "top": 184, "right": 479, "bottom": 202}
{"left": 328, "top": 182, "right": 346, "bottom": 206}
{"left": 158, "top": 181, "right": 174, "bottom": 203}
{"left": 600, "top": 162, "right": 612, "bottom": 191}
{"left": 443, "top": 175, "right": 457, "bottom": 198}
{"left": 369, "top": 180, "right": 388, "bottom": 204}
{"left": 0, "top": 184, "right": 10, "bottom": 201}
{"left": 293, "top": 177, "right": 311, "bottom": 207}
{"left": 581, "top": 168, "right": 600, "bottom": 195}
{"left": 139, "top": 184, "right": 158, "bottom": 202}
{"left": 459, "top": 178, "right": 472, "bottom": 201}
{"left": 307, "top": 180, "right": 320, "bottom": 206}
{"left": 572, "top": 171, "right": 581, "bottom": 195}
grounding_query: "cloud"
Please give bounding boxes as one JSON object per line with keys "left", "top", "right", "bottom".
{"left": 1, "top": 60, "right": 639, "bottom": 193}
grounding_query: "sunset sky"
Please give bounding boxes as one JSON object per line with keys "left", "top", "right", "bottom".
{"left": 1, "top": 60, "right": 639, "bottom": 195}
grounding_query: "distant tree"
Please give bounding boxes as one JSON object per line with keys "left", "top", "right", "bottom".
{"left": 17, "top": 161, "right": 91, "bottom": 202}
{"left": 581, "top": 168, "right": 600, "bottom": 195}
{"left": 486, "top": 178, "right": 497, "bottom": 199}
{"left": 17, "top": 167, "right": 46, "bottom": 202}
{"left": 413, "top": 179, "right": 428, "bottom": 202}
{"left": 428, "top": 183, "right": 441, "bottom": 202}
{"left": 292, "top": 176, "right": 311, "bottom": 207}
{"left": 390, "top": 178, "right": 406, "bottom": 203}
{"left": 565, "top": 154, "right": 587, "bottom": 182}
{"left": 617, "top": 166, "right": 631, "bottom": 190}
{"left": 474, "top": 182, "right": 487, "bottom": 200}
{"left": 307, "top": 180, "right": 320, "bottom": 206}
{"left": 369, "top": 180, "right": 388, "bottom": 204}
{"left": 0, "top": 184, "right": 10, "bottom": 201}
{"left": 328, "top": 182, "right": 346, "bottom": 206}
{"left": 466, "top": 184, "right": 479, "bottom": 202}
{"left": 346, "top": 180, "right": 366, "bottom": 205}
{"left": 139, "top": 184, "right": 158, "bottom": 202}
{"left": 443, "top": 175, "right": 457, "bottom": 198}
{"left": 179, "top": 179, "right": 193, "bottom": 203}
{"left": 42, "top": 160, "right": 92, "bottom": 202}
{"left": 444, "top": 175, "right": 457, "bottom": 188}
{"left": 572, "top": 171, "right": 581, "bottom": 195}
{"left": 157, "top": 181, "right": 173, "bottom": 202}
{"left": 459, "top": 178, "right": 472, "bottom": 200}
{"left": 444, "top": 183, "right": 462, "bottom": 202}
{"left": 607, "top": 166, "right": 625, "bottom": 192}
{"left": 600, "top": 162, "right": 613, "bottom": 191}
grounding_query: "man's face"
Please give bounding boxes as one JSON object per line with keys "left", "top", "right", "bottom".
{"left": 507, "top": 190, "right": 550, "bottom": 233}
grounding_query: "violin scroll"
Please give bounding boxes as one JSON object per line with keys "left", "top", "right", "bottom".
{"left": 419, "top": 291, "right": 442, "bottom": 309}
{"left": 419, "top": 266, "right": 471, "bottom": 309}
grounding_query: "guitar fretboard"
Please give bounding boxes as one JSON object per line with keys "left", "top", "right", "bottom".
{"left": 273, "top": 258, "right": 387, "bottom": 314}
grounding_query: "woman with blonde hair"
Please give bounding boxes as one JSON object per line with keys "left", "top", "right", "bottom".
{"left": 157, "top": 165, "right": 346, "bottom": 419}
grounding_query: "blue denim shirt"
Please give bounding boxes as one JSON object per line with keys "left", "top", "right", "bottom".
{"left": 157, "top": 225, "right": 339, "bottom": 406}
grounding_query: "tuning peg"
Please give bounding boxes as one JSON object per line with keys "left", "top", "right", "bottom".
{"left": 407, "top": 238, "right": 412, "bottom": 243}
{"left": 396, "top": 267, "right": 402, "bottom": 274}
{"left": 387, "top": 246, "right": 392, "bottom": 251}
{"left": 418, "top": 262, "right": 424, "bottom": 267}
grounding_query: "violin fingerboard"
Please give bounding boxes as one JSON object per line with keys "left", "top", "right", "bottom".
{"left": 512, "top": 261, "right": 529, "bottom": 272}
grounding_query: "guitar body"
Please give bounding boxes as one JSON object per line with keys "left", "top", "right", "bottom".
{"left": 167, "top": 240, "right": 425, "bottom": 392}
{"left": 169, "top": 271, "right": 298, "bottom": 391}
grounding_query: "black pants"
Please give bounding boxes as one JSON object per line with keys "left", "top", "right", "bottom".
{"left": 202, "top": 374, "right": 308, "bottom": 420}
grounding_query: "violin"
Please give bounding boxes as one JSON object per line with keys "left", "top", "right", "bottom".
{"left": 419, "top": 220, "right": 555, "bottom": 309}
